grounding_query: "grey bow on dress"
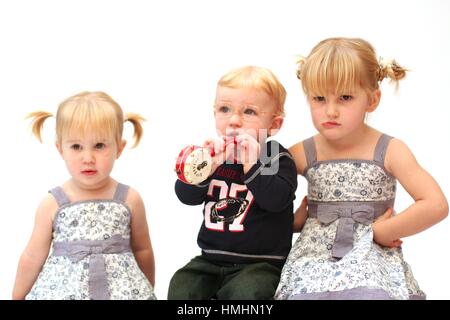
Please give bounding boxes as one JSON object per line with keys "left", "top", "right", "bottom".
{"left": 316, "top": 204, "right": 375, "bottom": 258}
{"left": 52, "top": 234, "right": 131, "bottom": 300}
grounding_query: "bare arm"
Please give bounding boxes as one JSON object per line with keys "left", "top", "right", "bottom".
{"left": 288, "top": 142, "right": 308, "bottom": 175}
{"left": 293, "top": 196, "right": 308, "bottom": 232}
{"left": 289, "top": 143, "right": 309, "bottom": 232}
{"left": 373, "top": 139, "right": 448, "bottom": 245}
{"left": 128, "top": 188, "right": 155, "bottom": 287}
{"left": 12, "top": 194, "right": 56, "bottom": 299}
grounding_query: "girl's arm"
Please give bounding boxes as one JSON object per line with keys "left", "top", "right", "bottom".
{"left": 12, "top": 194, "right": 56, "bottom": 299}
{"left": 128, "top": 188, "right": 155, "bottom": 287}
{"left": 289, "top": 142, "right": 309, "bottom": 232}
{"left": 288, "top": 142, "right": 308, "bottom": 175}
{"left": 293, "top": 196, "right": 308, "bottom": 232}
{"left": 373, "top": 139, "right": 448, "bottom": 246}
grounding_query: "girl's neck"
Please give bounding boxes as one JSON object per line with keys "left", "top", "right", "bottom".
{"left": 65, "top": 177, "right": 116, "bottom": 201}
{"left": 317, "top": 125, "right": 380, "bottom": 160}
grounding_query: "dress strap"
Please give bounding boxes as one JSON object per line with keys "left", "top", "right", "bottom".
{"left": 113, "top": 183, "right": 130, "bottom": 202}
{"left": 49, "top": 187, "right": 71, "bottom": 207}
{"left": 373, "top": 134, "right": 394, "bottom": 165}
{"left": 302, "top": 136, "right": 317, "bottom": 168}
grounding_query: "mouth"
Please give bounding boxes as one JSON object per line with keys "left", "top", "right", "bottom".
{"left": 226, "top": 131, "right": 240, "bottom": 137}
{"left": 322, "top": 121, "right": 341, "bottom": 128}
{"left": 81, "top": 170, "right": 97, "bottom": 176}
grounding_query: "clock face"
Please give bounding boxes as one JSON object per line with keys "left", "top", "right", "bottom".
{"left": 176, "top": 146, "right": 213, "bottom": 184}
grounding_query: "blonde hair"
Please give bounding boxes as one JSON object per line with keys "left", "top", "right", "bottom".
{"left": 296, "top": 37, "right": 408, "bottom": 96}
{"left": 27, "top": 91, "right": 145, "bottom": 148}
{"left": 217, "top": 66, "right": 286, "bottom": 116}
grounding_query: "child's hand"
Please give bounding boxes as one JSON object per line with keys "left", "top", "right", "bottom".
{"left": 294, "top": 196, "right": 308, "bottom": 232}
{"left": 203, "top": 138, "right": 227, "bottom": 176}
{"left": 236, "top": 133, "right": 260, "bottom": 173}
{"left": 372, "top": 208, "right": 403, "bottom": 248}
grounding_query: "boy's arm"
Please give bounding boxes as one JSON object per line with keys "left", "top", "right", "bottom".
{"left": 243, "top": 143, "right": 298, "bottom": 212}
{"left": 12, "top": 194, "right": 56, "bottom": 299}
{"left": 175, "top": 178, "right": 210, "bottom": 205}
{"left": 128, "top": 188, "right": 155, "bottom": 287}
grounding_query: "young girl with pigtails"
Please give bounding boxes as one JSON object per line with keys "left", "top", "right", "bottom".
{"left": 13, "top": 91, "right": 156, "bottom": 300}
{"left": 275, "top": 38, "right": 448, "bottom": 300}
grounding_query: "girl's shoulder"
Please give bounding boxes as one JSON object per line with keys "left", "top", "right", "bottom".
{"left": 121, "top": 185, "right": 146, "bottom": 215}
{"left": 384, "top": 137, "right": 415, "bottom": 175}
{"left": 123, "top": 186, "right": 142, "bottom": 204}
{"left": 38, "top": 192, "right": 60, "bottom": 222}
{"left": 288, "top": 138, "right": 311, "bottom": 176}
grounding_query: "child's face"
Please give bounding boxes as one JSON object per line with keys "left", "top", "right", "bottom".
{"left": 308, "top": 87, "right": 380, "bottom": 141}
{"left": 214, "top": 86, "right": 283, "bottom": 142}
{"left": 56, "top": 132, "right": 125, "bottom": 190}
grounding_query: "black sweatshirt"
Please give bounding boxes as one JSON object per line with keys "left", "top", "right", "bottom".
{"left": 175, "top": 140, "right": 297, "bottom": 266}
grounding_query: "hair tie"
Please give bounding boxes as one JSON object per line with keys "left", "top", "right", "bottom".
{"left": 378, "top": 57, "right": 394, "bottom": 81}
{"left": 296, "top": 55, "right": 306, "bottom": 80}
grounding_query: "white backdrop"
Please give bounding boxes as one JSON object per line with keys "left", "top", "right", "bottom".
{"left": 1, "top": 0, "right": 449, "bottom": 300}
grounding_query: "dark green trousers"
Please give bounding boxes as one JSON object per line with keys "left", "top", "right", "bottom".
{"left": 167, "top": 255, "right": 282, "bottom": 300}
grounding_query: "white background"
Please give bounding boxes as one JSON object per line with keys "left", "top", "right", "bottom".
{"left": 1, "top": 0, "right": 449, "bottom": 300}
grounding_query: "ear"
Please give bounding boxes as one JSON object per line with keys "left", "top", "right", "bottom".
{"left": 366, "top": 89, "right": 381, "bottom": 113}
{"left": 55, "top": 142, "right": 63, "bottom": 157}
{"left": 116, "top": 139, "right": 127, "bottom": 159}
{"left": 269, "top": 116, "right": 284, "bottom": 137}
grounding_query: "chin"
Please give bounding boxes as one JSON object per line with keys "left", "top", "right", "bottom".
{"left": 320, "top": 130, "right": 345, "bottom": 141}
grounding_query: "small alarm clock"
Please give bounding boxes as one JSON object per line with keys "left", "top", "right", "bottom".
{"left": 175, "top": 145, "right": 214, "bottom": 185}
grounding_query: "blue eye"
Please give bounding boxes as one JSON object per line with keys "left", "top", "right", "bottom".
{"left": 243, "top": 107, "right": 258, "bottom": 116}
{"left": 218, "top": 105, "right": 231, "bottom": 113}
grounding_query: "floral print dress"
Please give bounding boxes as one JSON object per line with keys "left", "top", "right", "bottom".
{"left": 26, "top": 183, "right": 156, "bottom": 300}
{"left": 275, "top": 134, "right": 425, "bottom": 300}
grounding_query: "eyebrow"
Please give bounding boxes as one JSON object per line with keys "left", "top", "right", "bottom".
{"left": 65, "top": 139, "right": 109, "bottom": 144}
{"left": 215, "top": 101, "right": 260, "bottom": 107}
{"left": 215, "top": 100, "right": 232, "bottom": 104}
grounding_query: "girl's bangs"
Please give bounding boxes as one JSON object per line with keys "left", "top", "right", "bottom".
{"left": 58, "top": 100, "right": 120, "bottom": 143}
{"left": 302, "top": 50, "right": 362, "bottom": 96}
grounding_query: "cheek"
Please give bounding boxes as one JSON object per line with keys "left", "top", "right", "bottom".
{"left": 100, "top": 153, "right": 116, "bottom": 167}
{"left": 350, "top": 109, "right": 366, "bottom": 123}
{"left": 64, "top": 155, "right": 79, "bottom": 166}
{"left": 215, "top": 118, "right": 227, "bottom": 133}
{"left": 64, "top": 158, "right": 80, "bottom": 174}
{"left": 310, "top": 109, "right": 322, "bottom": 122}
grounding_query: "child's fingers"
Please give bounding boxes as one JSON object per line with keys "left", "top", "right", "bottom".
{"left": 300, "top": 196, "right": 308, "bottom": 208}
{"left": 376, "top": 207, "right": 393, "bottom": 222}
{"left": 235, "top": 133, "right": 257, "bottom": 144}
{"left": 204, "top": 137, "right": 226, "bottom": 156}
{"left": 240, "top": 140, "right": 249, "bottom": 149}
{"left": 202, "top": 139, "right": 214, "bottom": 149}
{"left": 390, "top": 239, "right": 403, "bottom": 248}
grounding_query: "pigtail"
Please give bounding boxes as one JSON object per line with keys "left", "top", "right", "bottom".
{"left": 377, "top": 58, "right": 408, "bottom": 88}
{"left": 26, "top": 111, "right": 53, "bottom": 142}
{"left": 125, "top": 112, "right": 146, "bottom": 148}
{"left": 296, "top": 55, "right": 307, "bottom": 80}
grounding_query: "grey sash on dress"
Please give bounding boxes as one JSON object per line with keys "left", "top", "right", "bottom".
{"left": 52, "top": 234, "right": 131, "bottom": 300}
{"left": 308, "top": 201, "right": 392, "bottom": 259}
{"left": 303, "top": 134, "right": 395, "bottom": 259}
{"left": 311, "top": 203, "right": 374, "bottom": 258}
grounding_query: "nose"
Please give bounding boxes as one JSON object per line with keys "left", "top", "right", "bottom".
{"left": 228, "top": 113, "right": 242, "bottom": 128}
{"left": 82, "top": 149, "right": 95, "bottom": 164}
{"left": 326, "top": 102, "right": 339, "bottom": 119}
